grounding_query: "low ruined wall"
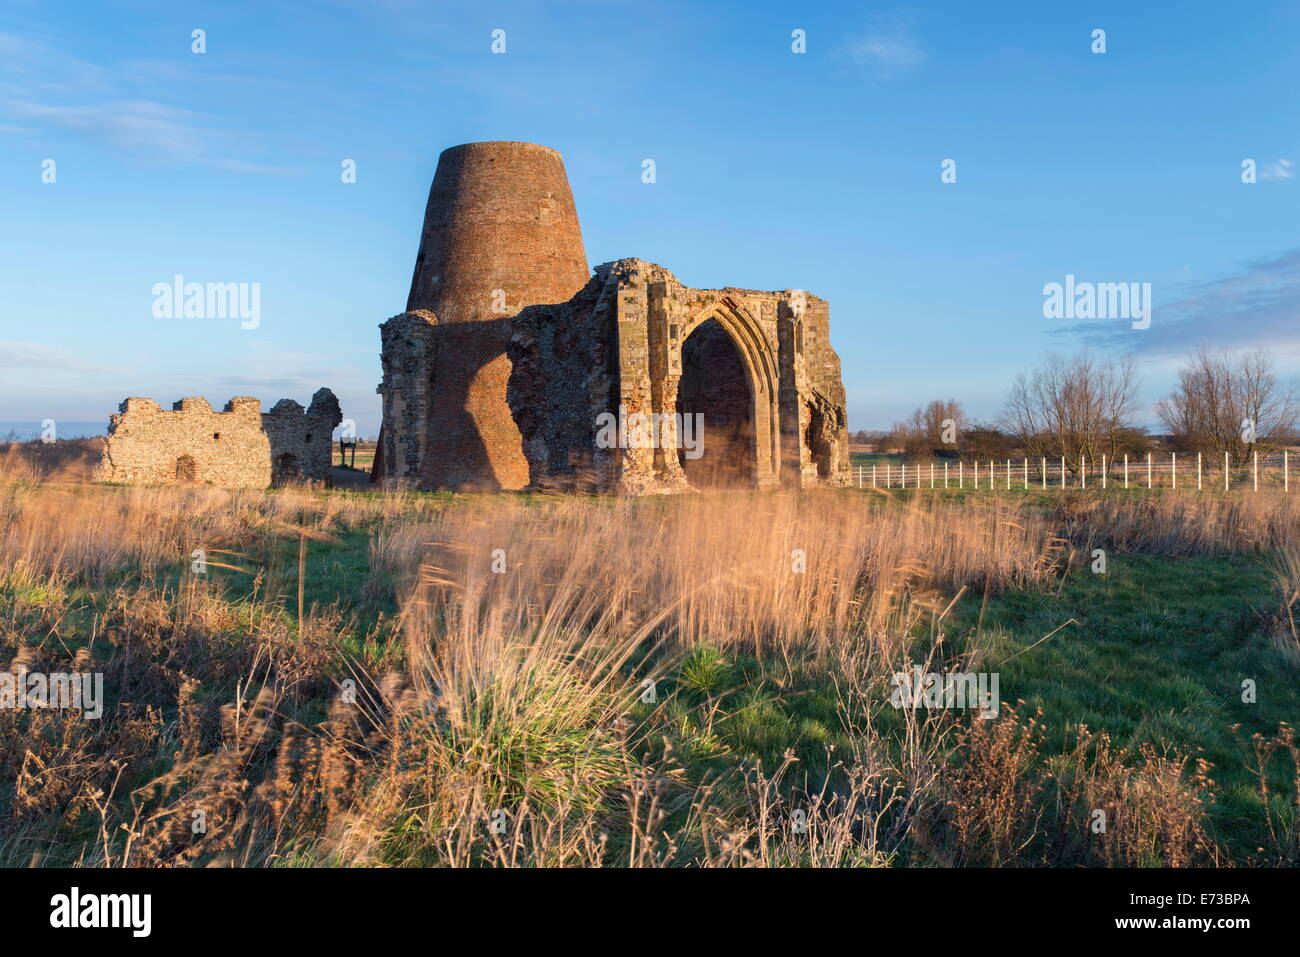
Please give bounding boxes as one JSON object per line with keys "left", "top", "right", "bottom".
{"left": 262, "top": 388, "right": 343, "bottom": 483}
{"left": 92, "top": 397, "right": 271, "bottom": 488}
{"left": 93, "top": 389, "right": 341, "bottom": 488}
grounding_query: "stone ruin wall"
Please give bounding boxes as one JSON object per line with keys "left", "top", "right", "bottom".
{"left": 506, "top": 258, "right": 851, "bottom": 494}
{"left": 506, "top": 267, "right": 623, "bottom": 492}
{"left": 92, "top": 388, "right": 341, "bottom": 488}
{"left": 376, "top": 310, "right": 438, "bottom": 485}
{"left": 262, "top": 388, "right": 344, "bottom": 484}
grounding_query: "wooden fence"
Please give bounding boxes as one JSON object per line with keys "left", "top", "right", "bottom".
{"left": 855, "top": 451, "right": 1296, "bottom": 491}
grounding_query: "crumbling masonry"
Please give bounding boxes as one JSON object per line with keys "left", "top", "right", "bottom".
{"left": 93, "top": 388, "right": 342, "bottom": 487}
{"left": 375, "top": 141, "right": 850, "bottom": 493}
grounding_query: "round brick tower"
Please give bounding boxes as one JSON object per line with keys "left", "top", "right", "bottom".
{"left": 405, "top": 142, "right": 589, "bottom": 490}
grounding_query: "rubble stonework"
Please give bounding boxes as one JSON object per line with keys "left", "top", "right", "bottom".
{"left": 93, "top": 388, "right": 342, "bottom": 488}
{"left": 377, "top": 141, "right": 850, "bottom": 494}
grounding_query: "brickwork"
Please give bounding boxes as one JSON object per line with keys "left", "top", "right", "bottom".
{"left": 382, "top": 141, "right": 591, "bottom": 491}
{"left": 378, "top": 142, "right": 850, "bottom": 495}
{"left": 93, "top": 389, "right": 341, "bottom": 488}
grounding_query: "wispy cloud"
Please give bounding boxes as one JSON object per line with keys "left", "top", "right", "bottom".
{"left": 1060, "top": 250, "right": 1300, "bottom": 357}
{"left": 1261, "top": 158, "right": 1294, "bottom": 181}
{"left": 5, "top": 98, "right": 207, "bottom": 160}
{"left": 840, "top": 16, "right": 927, "bottom": 78}
{"left": 0, "top": 341, "right": 122, "bottom": 374}
{"left": 0, "top": 31, "right": 303, "bottom": 174}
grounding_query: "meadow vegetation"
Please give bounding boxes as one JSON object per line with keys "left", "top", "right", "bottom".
{"left": 0, "top": 439, "right": 1296, "bottom": 867}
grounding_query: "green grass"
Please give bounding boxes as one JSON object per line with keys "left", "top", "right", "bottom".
{"left": 952, "top": 551, "right": 1294, "bottom": 859}
{"left": 849, "top": 451, "right": 903, "bottom": 468}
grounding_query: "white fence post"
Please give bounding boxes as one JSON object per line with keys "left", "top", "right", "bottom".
{"left": 1172, "top": 452, "right": 1177, "bottom": 490}
{"left": 1023, "top": 457, "right": 1028, "bottom": 489}
{"left": 1254, "top": 450, "right": 1258, "bottom": 491}
{"left": 1224, "top": 451, "right": 1229, "bottom": 491}
{"left": 1197, "top": 452, "right": 1202, "bottom": 490}
{"left": 1060, "top": 456, "right": 1066, "bottom": 489}
{"left": 1101, "top": 453, "right": 1107, "bottom": 489}
{"left": 872, "top": 464, "right": 877, "bottom": 488}
{"left": 945, "top": 461, "right": 949, "bottom": 489}
{"left": 959, "top": 461, "right": 963, "bottom": 489}
{"left": 1081, "top": 455, "right": 1086, "bottom": 489}
{"left": 1006, "top": 458, "right": 1011, "bottom": 490}
{"left": 1124, "top": 453, "right": 1129, "bottom": 489}
{"left": 1147, "top": 452, "right": 1153, "bottom": 489}
{"left": 1286, "top": 451, "right": 1289, "bottom": 493}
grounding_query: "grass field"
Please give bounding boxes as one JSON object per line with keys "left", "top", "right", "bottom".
{"left": 337, "top": 441, "right": 376, "bottom": 473}
{"left": 0, "top": 442, "right": 1296, "bottom": 867}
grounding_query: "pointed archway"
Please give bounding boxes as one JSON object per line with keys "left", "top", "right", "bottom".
{"left": 668, "top": 298, "right": 780, "bottom": 490}
{"left": 676, "top": 317, "right": 756, "bottom": 487}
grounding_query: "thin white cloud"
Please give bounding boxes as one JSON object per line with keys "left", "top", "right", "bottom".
{"left": 0, "top": 31, "right": 303, "bottom": 174}
{"left": 0, "top": 341, "right": 122, "bottom": 374}
{"left": 1059, "top": 249, "right": 1300, "bottom": 357}
{"left": 841, "top": 17, "right": 927, "bottom": 78}
{"left": 1261, "top": 158, "right": 1294, "bottom": 181}
{"left": 5, "top": 98, "right": 206, "bottom": 161}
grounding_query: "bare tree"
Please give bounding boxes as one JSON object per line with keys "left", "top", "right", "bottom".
{"left": 1156, "top": 347, "right": 1298, "bottom": 462}
{"left": 1002, "top": 352, "right": 1142, "bottom": 465}
{"left": 892, "top": 399, "right": 967, "bottom": 459}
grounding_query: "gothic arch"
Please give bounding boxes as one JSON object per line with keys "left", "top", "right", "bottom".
{"left": 675, "top": 298, "right": 780, "bottom": 488}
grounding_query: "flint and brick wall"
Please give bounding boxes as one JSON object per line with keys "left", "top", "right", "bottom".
{"left": 262, "top": 388, "right": 344, "bottom": 483}
{"left": 506, "top": 258, "right": 851, "bottom": 494}
{"left": 93, "top": 389, "right": 342, "bottom": 488}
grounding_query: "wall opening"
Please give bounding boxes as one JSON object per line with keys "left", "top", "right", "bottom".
{"left": 803, "top": 400, "right": 834, "bottom": 480}
{"left": 175, "top": 454, "right": 198, "bottom": 484}
{"left": 676, "top": 318, "right": 755, "bottom": 488}
{"left": 274, "top": 452, "right": 300, "bottom": 485}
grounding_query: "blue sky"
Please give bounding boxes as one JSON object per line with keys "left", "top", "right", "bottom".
{"left": 2, "top": 0, "right": 1299, "bottom": 436}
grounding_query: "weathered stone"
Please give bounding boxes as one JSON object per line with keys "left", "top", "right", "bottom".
{"left": 377, "top": 142, "right": 850, "bottom": 494}
{"left": 92, "top": 388, "right": 342, "bottom": 487}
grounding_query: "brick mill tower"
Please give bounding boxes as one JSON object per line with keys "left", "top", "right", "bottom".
{"left": 376, "top": 141, "right": 590, "bottom": 490}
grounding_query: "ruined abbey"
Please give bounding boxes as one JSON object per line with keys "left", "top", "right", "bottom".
{"left": 375, "top": 141, "right": 850, "bottom": 493}
{"left": 93, "top": 388, "right": 341, "bottom": 487}
{"left": 91, "top": 142, "right": 849, "bottom": 494}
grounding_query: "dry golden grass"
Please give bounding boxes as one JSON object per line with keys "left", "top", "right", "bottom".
{"left": 1266, "top": 543, "right": 1300, "bottom": 668}
{"left": 0, "top": 460, "right": 1292, "bottom": 867}
{"left": 1053, "top": 487, "right": 1300, "bottom": 555}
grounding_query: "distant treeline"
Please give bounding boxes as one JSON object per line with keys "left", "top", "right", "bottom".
{"left": 853, "top": 347, "right": 1299, "bottom": 465}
